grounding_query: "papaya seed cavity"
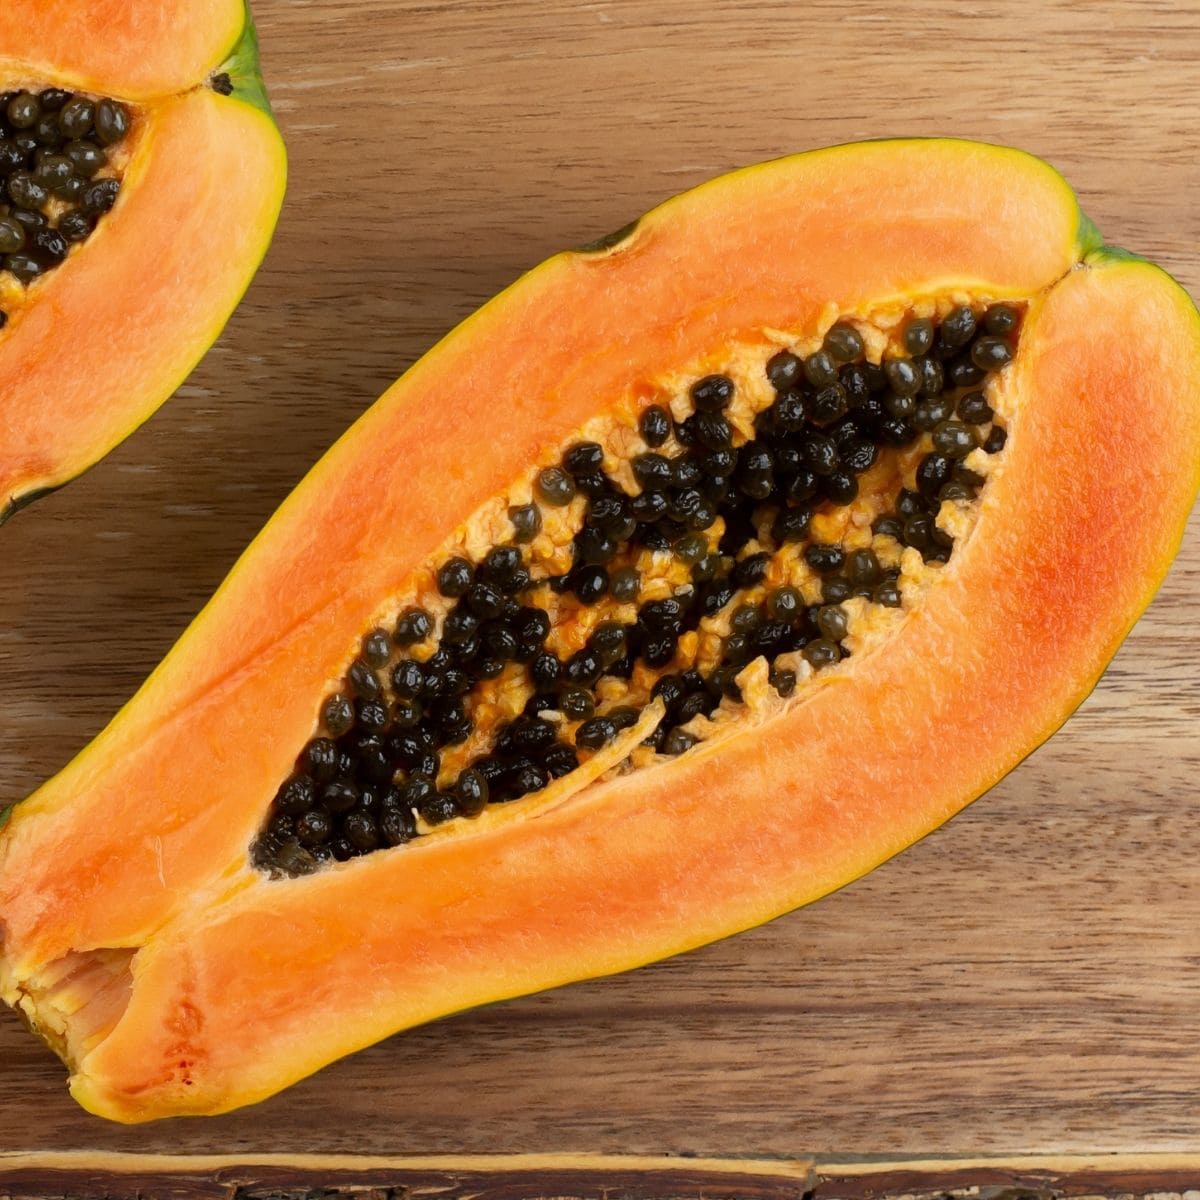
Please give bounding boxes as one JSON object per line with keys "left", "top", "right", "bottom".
{"left": 0, "top": 86, "right": 131, "bottom": 330}
{"left": 254, "top": 300, "right": 1022, "bottom": 877}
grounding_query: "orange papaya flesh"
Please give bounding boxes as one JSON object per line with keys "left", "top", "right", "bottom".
{"left": 0, "top": 1, "right": 247, "bottom": 100}
{"left": 0, "top": 2, "right": 285, "bottom": 522}
{"left": 1, "top": 140, "right": 1198, "bottom": 1122}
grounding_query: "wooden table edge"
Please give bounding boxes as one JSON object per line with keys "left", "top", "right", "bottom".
{"left": 2, "top": 1150, "right": 1200, "bottom": 1198}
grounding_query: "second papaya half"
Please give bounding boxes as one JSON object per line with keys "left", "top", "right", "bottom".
{"left": 1, "top": 139, "right": 1198, "bottom": 1121}
{"left": 0, "top": 0, "right": 286, "bottom": 521}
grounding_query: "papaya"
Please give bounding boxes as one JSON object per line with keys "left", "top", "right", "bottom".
{"left": 1, "top": 139, "right": 1197, "bottom": 1123}
{"left": 0, "top": 0, "right": 285, "bottom": 522}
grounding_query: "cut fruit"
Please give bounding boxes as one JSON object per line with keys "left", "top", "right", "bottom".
{"left": 1, "top": 139, "right": 1197, "bottom": 1122}
{"left": 0, "top": 1, "right": 286, "bottom": 522}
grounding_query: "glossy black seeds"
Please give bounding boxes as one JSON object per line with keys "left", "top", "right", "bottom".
{"left": 823, "top": 322, "right": 864, "bottom": 363}
{"left": 571, "top": 564, "right": 608, "bottom": 604}
{"left": 509, "top": 503, "right": 542, "bottom": 543}
{"left": 639, "top": 404, "right": 671, "bottom": 447}
{"left": 536, "top": 465, "right": 576, "bottom": 506}
{"left": 34, "top": 153, "right": 73, "bottom": 188}
{"left": 632, "top": 452, "right": 672, "bottom": 491}
{"left": 363, "top": 629, "right": 392, "bottom": 668}
{"left": 804, "top": 351, "right": 839, "bottom": 388}
{"left": 904, "top": 317, "right": 934, "bottom": 356}
{"left": 884, "top": 358, "right": 921, "bottom": 398}
{"left": 802, "top": 433, "right": 839, "bottom": 476}
{"left": 773, "top": 506, "right": 812, "bottom": 543}
{"left": 564, "top": 441, "right": 604, "bottom": 475}
{"left": 7, "top": 172, "right": 46, "bottom": 209}
{"left": 957, "top": 390, "right": 993, "bottom": 425}
{"left": 347, "top": 659, "right": 382, "bottom": 700}
{"left": 0, "top": 88, "right": 129, "bottom": 296}
{"left": 916, "top": 453, "right": 952, "bottom": 499}
{"left": 303, "top": 738, "right": 339, "bottom": 782}
{"left": 803, "top": 639, "right": 841, "bottom": 669}
{"left": 576, "top": 716, "right": 617, "bottom": 750}
{"left": 437, "top": 556, "right": 473, "bottom": 597}
{"left": 932, "top": 421, "right": 977, "bottom": 458}
{"left": 394, "top": 605, "right": 432, "bottom": 645}
{"left": 693, "top": 411, "right": 732, "bottom": 450}
{"left": 912, "top": 396, "right": 952, "bottom": 433}
{"left": 296, "top": 810, "right": 333, "bottom": 846}
{"left": 918, "top": 357, "right": 945, "bottom": 398}
{"left": 772, "top": 389, "right": 806, "bottom": 431}
{"left": 58, "top": 98, "right": 95, "bottom": 139}
{"left": 845, "top": 549, "right": 880, "bottom": 588}
{"left": 691, "top": 374, "right": 734, "bottom": 411}
{"left": 767, "top": 349, "right": 803, "bottom": 391}
{"left": 455, "top": 769, "right": 489, "bottom": 816}
{"left": 766, "top": 586, "right": 801, "bottom": 621}
{"left": 939, "top": 305, "right": 977, "bottom": 350}
{"left": 0, "top": 217, "right": 22, "bottom": 253}
{"left": 558, "top": 685, "right": 595, "bottom": 720}
{"left": 391, "top": 659, "right": 424, "bottom": 698}
{"left": 984, "top": 304, "right": 1019, "bottom": 336}
{"left": 824, "top": 470, "right": 857, "bottom": 504}
{"left": 322, "top": 694, "right": 355, "bottom": 737}
{"left": 254, "top": 304, "right": 1020, "bottom": 876}
{"left": 810, "top": 385, "right": 849, "bottom": 427}
{"left": 970, "top": 336, "right": 1012, "bottom": 371}
{"left": 5, "top": 94, "right": 39, "bottom": 130}
{"left": 94, "top": 99, "right": 130, "bottom": 145}
{"left": 946, "top": 354, "right": 985, "bottom": 390}
{"left": 805, "top": 543, "right": 844, "bottom": 575}
{"left": 821, "top": 576, "right": 853, "bottom": 604}
{"left": 875, "top": 580, "right": 902, "bottom": 607}
{"left": 610, "top": 565, "right": 641, "bottom": 601}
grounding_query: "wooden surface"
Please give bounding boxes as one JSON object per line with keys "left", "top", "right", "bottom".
{"left": 5, "top": 1151, "right": 1200, "bottom": 1200}
{"left": 1, "top": 0, "right": 1199, "bottom": 1160}
{"left": 0, "top": 1152, "right": 814, "bottom": 1199}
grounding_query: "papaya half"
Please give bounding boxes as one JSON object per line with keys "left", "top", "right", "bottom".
{"left": 1, "top": 139, "right": 1197, "bottom": 1122}
{"left": 0, "top": 0, "right": 286, "bottom": 522}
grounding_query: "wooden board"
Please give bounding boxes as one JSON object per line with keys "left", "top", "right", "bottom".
{"left": 3, "top": 1151, "right": 1200, "bottom": 1200}
{"left": 1, "top": 0, "right": 1199, "bottom": 1161}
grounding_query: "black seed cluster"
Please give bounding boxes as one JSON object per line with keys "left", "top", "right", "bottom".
{"left": 253, "top": 306, "right": 1017, "bottom": 876}
{"left": 0, "top": 88, "right": 129, "bottom": 329}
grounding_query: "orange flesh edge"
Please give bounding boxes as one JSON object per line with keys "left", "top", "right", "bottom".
{"left": 0, "top": 142, "right": 1196, "bottom": 1119}
{"left": 0, "top": 0, "right": 245, "bottom": 99}
{"left": 0, "top": 89, "right": 287, "bottom": 504}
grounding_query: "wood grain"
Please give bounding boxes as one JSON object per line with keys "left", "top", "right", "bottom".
{"left": 0, "top": 1152, "right": 815, "bottom": 1200}
{"left": 3, "top": 1151, "right": 1200, "bottom": 1200}
{"left": 1, "top": 0, "right": 1198, "bottom": 1159}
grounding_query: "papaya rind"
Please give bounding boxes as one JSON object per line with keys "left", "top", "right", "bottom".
{"left": 578, "top": 138, "right": 1104, "bottom": 270}
{"left": 218, "top": 6, "right": 275, "bottom": 120}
